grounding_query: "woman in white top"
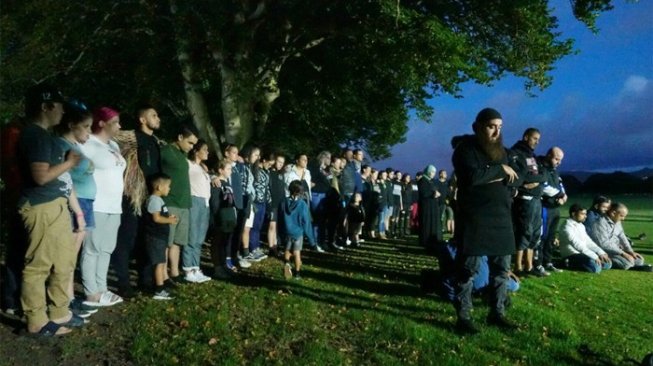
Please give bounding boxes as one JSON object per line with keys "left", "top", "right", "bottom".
{"left": 183, "top": 140, "right": 211, "bottom": 283}
{"left": 284, "top": 153, "right": 312, "bottom": 204}
{"left": 80, "top": 107, "right": 126, "bottom": 307}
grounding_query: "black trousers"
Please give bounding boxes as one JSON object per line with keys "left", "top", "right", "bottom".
{"left": 513, "top": 198, "right": 542, "bottom": 251}
{"left": 455, "top": 254, "right": 511, "bottom": 320}
{"left": 1, "top": 212, "right": 26, "bottom": 310}
{"left": 538, "top": 207, "right": 560, "bottom": 266}
{"left": 111, "top": 196, "right": 150, "bottom": 288}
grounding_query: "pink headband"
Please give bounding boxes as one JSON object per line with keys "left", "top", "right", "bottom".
{"left": 92, "top": 107, "right": 119, "bottom": 132}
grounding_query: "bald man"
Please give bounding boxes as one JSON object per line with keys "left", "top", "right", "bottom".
{"left": 537, "top": 147, "right": 567, "bottom": 275}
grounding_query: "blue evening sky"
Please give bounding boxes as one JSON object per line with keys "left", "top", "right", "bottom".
{"left": 376, "top": 0, "right": 653, "bottom": 175}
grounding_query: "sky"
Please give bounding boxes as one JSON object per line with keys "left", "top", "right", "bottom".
{"left": 376, "top": 0, "right": 653, "bottom": 175}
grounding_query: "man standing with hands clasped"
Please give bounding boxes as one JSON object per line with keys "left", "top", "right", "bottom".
{"left": 452, "top": 107, "right": 520, "bottom": 335}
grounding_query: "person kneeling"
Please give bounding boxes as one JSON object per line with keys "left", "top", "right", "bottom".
{"left": 559, "top": 204, "right": 611, "bottom": 273}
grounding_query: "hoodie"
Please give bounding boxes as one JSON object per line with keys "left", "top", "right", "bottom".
{"left": 281, "top": 196, "right": 316, "bottom": 244}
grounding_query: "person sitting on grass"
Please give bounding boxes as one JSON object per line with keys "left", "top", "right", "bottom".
{"left": 590, "top": 202, "right": 647, "bottom": 270}
{"left": 145, "top": 173, "right": 178, "bottom": 300}
{"left": 281, "top": 180, "right": 316, "bottom": 280}
{"left": 559, "top": 204, "right": 612, "bottom": 273}
{"left": 583, "top": 195, "right": 611, "bottom": 235}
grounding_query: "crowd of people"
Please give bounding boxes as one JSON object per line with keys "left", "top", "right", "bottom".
{"left": 0, "top": 84, "right": 649, "bottom": 339}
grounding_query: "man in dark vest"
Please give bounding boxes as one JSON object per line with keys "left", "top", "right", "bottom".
{"left": 452, "top": 107, "right": 519, "bottom": 334}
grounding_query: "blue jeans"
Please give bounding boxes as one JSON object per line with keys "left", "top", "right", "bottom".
{"left": 378, "top": 206, "right": 391, "bottom": 233}
{"left": 183, "top": 196, "right": 209, "bottom": 269}
{"left": 249, "top": 202, "right": 267, "bottom": 252}
{"left": 310, "top": 192, "right": 327, "bottom": 244}
{"left": 566, "top": 254, "right": 612, "bottom": 273}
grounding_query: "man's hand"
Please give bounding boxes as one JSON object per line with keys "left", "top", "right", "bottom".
{"left": 434, "top": 191, "right": 441, "bottom": 198}
{"left": 631, "top": 251, "right": 643, "bottom": 260}
{"left": 75, "top": 215, "right": 86, "bottom": 233}
{"left": 523, "top": 182, "right": 539, "bottom": 189}
{"left": 501, "top": 164, "right": 518, "bottom": 183}
{"left": 599, "top": 254, "right": 611, "bottom": 263}
{"left": 621, "top": 252, "right": 635, "bottom": 263}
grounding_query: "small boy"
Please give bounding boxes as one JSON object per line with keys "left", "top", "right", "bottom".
{"left": 145, "top": 173, "right": 178, "bottom": 300}
{"left": 281, "top": 180, "right": 316, "bottom": 280}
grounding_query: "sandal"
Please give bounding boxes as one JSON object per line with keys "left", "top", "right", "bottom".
{"left": 27, "top": 321, "right": 72, "bottom": 338}
{"left": 61, "top": 313, "right": 89, "bottom": 328}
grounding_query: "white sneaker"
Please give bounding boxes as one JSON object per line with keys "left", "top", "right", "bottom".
{"left": 314, "top": 245, "right": 325, "bottom": 253}
{"left": 238, "top": 258, "right": 252, "bottom": 268}
{"left": 195, "top": 269, "right": 211, "bottom": 283}
{"left": 185, "top": 270, "right": 200, "bottom": 283}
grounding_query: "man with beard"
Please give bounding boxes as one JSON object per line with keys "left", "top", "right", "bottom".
{"left": 538, "top": 147, "right": 567, "bottom": 274}
{"left": 511, "top": 128, "right": 548, "bottom": 277}
{"left": 452, "top": 107, "right": 519, "bottom": 334}
{"left": 113, "top": 104, "right": 163, "bottom": 295}
{"left": 583, "top": 195, "right": 610, "bottom": 235}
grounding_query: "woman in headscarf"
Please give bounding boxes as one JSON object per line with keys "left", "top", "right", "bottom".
{"left": 417, "top": 165, "right": 441, "bottom": 250}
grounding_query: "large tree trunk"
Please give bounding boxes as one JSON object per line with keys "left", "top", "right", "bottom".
{"left": 170, "top": 0, "right": 223, "bottom": 158}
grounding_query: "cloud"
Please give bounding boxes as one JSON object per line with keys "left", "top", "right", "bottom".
{"left": 620, "top": 75, "right": 649, "bottom": 95}
{"left": 539, "top": 75, "right": 653, "bottom": 171}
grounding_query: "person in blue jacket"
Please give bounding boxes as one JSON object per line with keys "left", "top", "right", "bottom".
{"left": 281, "top": 180, "right": 316, "bottom": 280}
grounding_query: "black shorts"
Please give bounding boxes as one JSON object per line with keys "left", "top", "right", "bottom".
{"left": 146, "top": 234, "right": 168, "bottom": 265}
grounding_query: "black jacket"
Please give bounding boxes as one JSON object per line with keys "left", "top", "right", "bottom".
{"left": 510, "top": 140, "right": 546, "bottom": 198}
{"left": 452, "top": 136, "right": 517, "bottom": 256}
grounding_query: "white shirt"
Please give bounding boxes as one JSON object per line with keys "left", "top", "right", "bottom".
{"left": 80, "top": 135, "right": 126, "bottom": 214}
{"left": 188, "top": 160, "right": 211, "bottom": 206}
{"left": 284, "top": 165, "right": 312, "bottom": 197}
{"left": 559, "top": 218, "right": 607, "bottom": 260}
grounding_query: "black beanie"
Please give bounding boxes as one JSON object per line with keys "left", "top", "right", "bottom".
{"left": 475, "top": 108, "right": 502, "bottom": 124}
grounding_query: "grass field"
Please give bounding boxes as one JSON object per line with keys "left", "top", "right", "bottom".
{"left": 1, "top": 194, "right": 651, "bottom": 366}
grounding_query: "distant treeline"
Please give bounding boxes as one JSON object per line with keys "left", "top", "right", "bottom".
{"left": 561, "top": 171, "right": 652, "bottom": 194}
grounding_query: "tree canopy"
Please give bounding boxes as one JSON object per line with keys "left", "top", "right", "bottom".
{"left": 1, "top": 0, "right": 615, "bottom": 159}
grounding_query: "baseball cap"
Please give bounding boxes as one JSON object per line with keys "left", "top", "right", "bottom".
{"left": 25, "top": 83, "right": 65, "bottom": 106}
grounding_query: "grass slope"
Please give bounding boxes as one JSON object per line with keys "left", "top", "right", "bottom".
{"left": 1, "top": 195, "right": 651, "bottom": 366}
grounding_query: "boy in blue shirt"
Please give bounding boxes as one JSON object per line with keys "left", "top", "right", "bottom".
{"left": 281, "top": 180, "right": 316, "bottom": 280}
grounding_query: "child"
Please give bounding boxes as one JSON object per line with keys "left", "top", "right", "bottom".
{"left": 145, "top": 173, "right": 178, "bottom": 300}
{"left": 281, "top": 180, "right": 316, "bottom": 280}
{"left": 347, "top": 192, "right": 366, "bottom": 247}
{"left": 210, "top": 159, "right": 238, "bottom": 279}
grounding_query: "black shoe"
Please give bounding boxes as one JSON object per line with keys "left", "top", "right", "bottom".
{"left": 487, "top": 314, "right": 518, "bottom": 330}
{"left": 117, "top": 285, "right": 137, "bottom": 299}
{"left": 631, "top": 264, "right": 653, "bottom": 272}
{"left": 163, "top": 278, "right": 178, "bottom": 290}
{"left": 455, "top": 318, "right": 479, "bottom": 335}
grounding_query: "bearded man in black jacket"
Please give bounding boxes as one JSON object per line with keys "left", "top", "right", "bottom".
{"left": 452, "top": 107, "right": 520, "bottom": 334}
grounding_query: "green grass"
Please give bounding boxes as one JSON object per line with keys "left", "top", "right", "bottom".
{"left": 7, "top": 194, "right": 653, "bottom": 365}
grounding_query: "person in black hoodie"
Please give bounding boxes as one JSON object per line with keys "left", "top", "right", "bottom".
{"left": 452, "top": 107, "right": 520, "bottom": 334}
{"left": 510, "top": 128, "right": 548, "bottom": 277}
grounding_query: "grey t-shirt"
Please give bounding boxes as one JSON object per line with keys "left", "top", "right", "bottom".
{"left": 145, "top": 194, "right": 170, "bottom": 238}
{"left": 19, "top": 123, "right": 72, "bottom": 206}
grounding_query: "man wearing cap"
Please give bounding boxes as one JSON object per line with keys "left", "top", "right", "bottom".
{"left": 452, "top": 107, "right": 519, "bottom": 334}
{"left": 510, "top": 128, "right": 548, "bottom": 277}
{"left": 18, "top": 83, "right": 82, "bottom": 336}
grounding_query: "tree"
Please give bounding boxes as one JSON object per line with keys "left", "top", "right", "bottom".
{"left": 1, "top": 0, "right": 616, "bottom": 159}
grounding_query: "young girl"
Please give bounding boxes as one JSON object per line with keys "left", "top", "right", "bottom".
{"left": 346, "top": 193, "right": 366, "bottom": 247}
{"left": 210, "top": 159, "right": 238, "bottom": 278}
{"left": 281, "top": 180, "right": 316, "bottom": 280}
{"left": 184, "top": 140, "right": 211, "bottom": 283}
